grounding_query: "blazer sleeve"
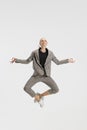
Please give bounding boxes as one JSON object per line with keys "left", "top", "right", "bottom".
{"left": 15, "top": 51, "right": 34, "bottom": 64}
{"left": 52, "top": 52, "right": 69, "bottom": 65}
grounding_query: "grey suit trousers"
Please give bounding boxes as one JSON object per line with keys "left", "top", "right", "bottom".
{"left": 24, "top": 75, "right": 59, "bottom": 97}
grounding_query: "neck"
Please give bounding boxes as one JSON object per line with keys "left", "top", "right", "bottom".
{"left": 40, "top": 47, "right": 46, "bottom": 52}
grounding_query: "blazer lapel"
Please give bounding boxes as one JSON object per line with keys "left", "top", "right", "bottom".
{"left": 34, "top": 49, "right": 41, "bottom": 66}
{"left": 34, "top": 48, "right": 51, "bottom": 66}
{"left": 45, "top": 49, "right": 51, "bottom": 66}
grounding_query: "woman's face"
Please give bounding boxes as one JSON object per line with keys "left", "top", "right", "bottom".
{"left": 39, "top": 38, "right": 48, "bottom": 48}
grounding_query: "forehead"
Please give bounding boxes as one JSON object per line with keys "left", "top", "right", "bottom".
{"left": 40, "top": 38, "right": 47, "bottom": 41}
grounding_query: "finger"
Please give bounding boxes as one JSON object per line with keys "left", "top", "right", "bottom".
{"left": 12, "top": 57, "right": 15, "bottom": 60}
{"left": 72, "top": 60, "right": 75, "bottom": 63}
{"left": 10, "top": 60, "right": 14, "bottom": 63}
{"left": 10, "top": 59, "right": 14, "bottom": 63}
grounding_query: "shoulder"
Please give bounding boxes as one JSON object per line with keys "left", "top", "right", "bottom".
{"left": 31, "top": 49, "right": 38, "bottom": 53}
{"left": 31, "top": 48, "right": 54, "bottom": 55}
{"left": 47, "top": 49, "right": 54, "bottom": 55}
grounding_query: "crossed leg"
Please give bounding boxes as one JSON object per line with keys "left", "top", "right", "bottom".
{"left": 24, "top": 75, "right": 59, "bottom": 101}
{"left": 40, "top": 76, "right": 59, "bottom": 97}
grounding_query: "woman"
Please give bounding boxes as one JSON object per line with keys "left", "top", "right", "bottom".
{"left": 11, "top": 38, "right": 75, "bottom": 107}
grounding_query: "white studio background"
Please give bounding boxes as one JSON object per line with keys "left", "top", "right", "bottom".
{"left": 0, "top": 0, "right": 87, "bottom": 130}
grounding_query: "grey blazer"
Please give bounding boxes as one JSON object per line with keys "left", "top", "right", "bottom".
{"left": 15, "top": 49, "right": 69, "bottom": 76}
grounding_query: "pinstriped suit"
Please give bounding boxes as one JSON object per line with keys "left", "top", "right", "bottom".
{"left": 15, "top": 48, "right": 69, "bottom": 97}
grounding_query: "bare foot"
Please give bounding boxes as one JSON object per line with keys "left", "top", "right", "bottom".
{"left": 34, "top": 93, "right": 41, "bottom": 102}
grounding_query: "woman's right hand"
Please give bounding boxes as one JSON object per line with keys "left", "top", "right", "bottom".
{"left": 10, "top": 57, "right": 16, "bottom": 63}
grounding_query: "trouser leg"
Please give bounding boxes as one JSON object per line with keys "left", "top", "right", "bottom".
{"left": 41, "top": 76, "right": 59, "bottom": 94}
{"left": 23, "top": 75, "right": 59, "bottom": 97}
{"left": 24, "top": 76, "right": 39, "bottom": 97}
